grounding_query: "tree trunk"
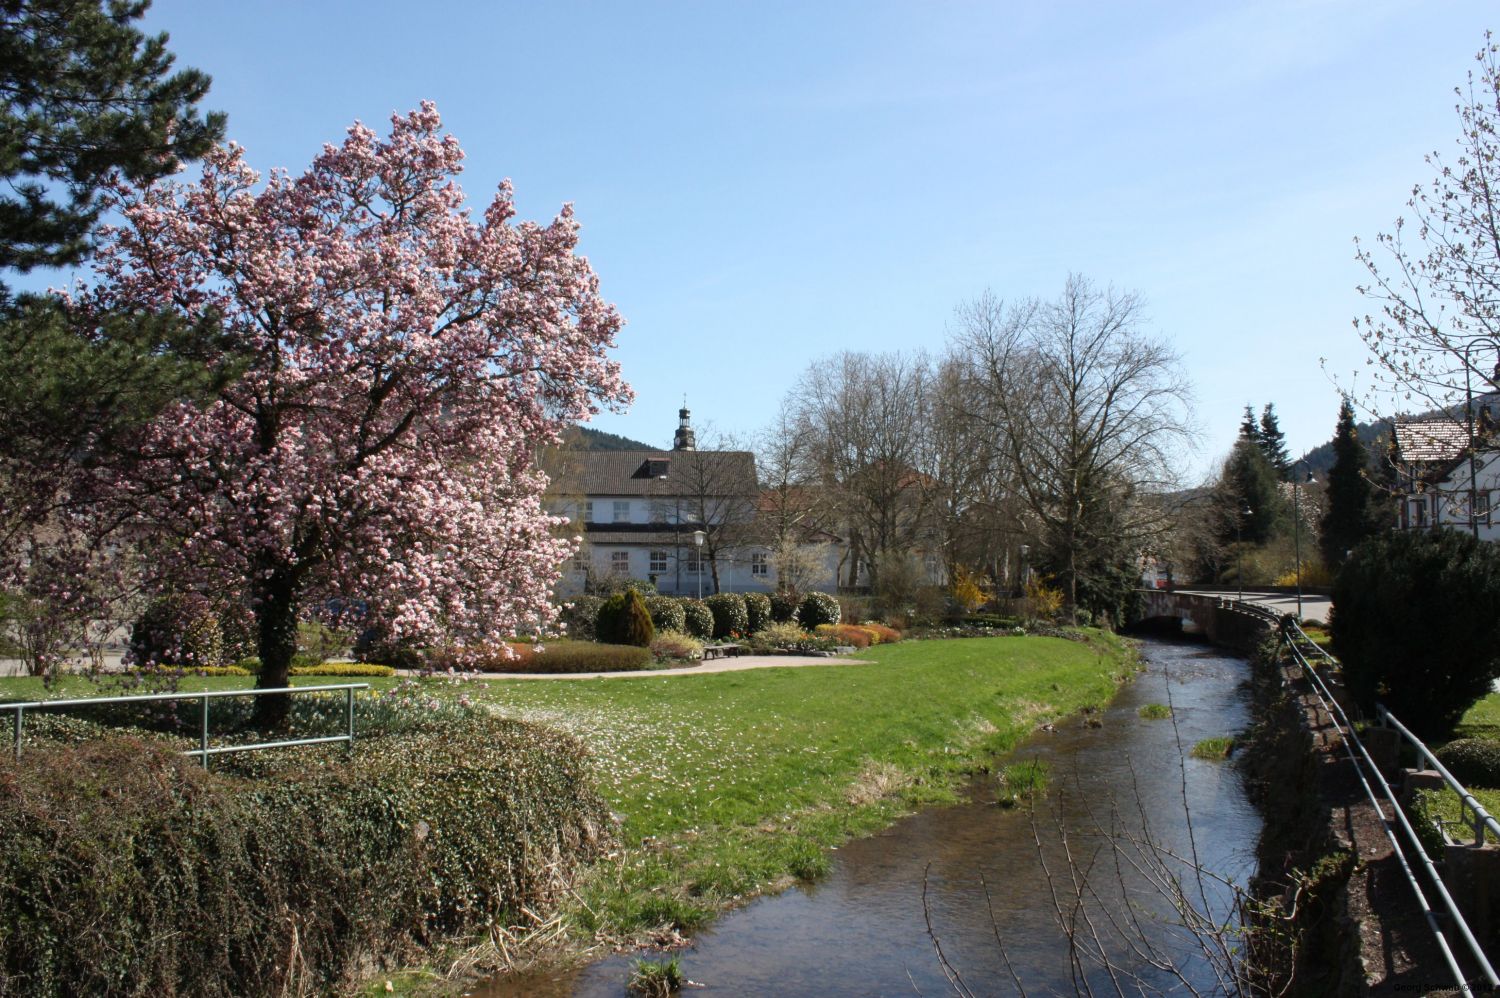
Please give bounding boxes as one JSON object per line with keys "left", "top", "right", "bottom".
{"left": 253, "top": 573, "right": 298, "bottom": 727}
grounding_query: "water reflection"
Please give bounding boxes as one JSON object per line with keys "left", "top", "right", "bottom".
{"left": 481, "top": 637, "right": 1260, "bottom": 997}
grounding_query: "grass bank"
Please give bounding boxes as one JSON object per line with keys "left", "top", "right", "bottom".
{"left": 0, "top": 632, "right": 1139, "bottom": 989}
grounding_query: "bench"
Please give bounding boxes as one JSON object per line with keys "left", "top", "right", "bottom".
{"left": 701, "top": 643, "right": 744, "bottom": 661}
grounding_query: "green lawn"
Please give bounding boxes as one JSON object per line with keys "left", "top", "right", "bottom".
{"left": 1, "top": 633, "right": 1138, "bottom": 944}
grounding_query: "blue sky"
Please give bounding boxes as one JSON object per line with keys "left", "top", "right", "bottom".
{"left": 110, "top": 1, "right": 1500, "bottom": 475}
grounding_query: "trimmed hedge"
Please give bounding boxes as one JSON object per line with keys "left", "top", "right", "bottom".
{"left": 1435, "top": 738, "right": 1500, "bottom": 789}
{"left": 596, "top": 590, "right": 655, "bottom": 647}
{"left": 798, "top": 592, "right": 841, "bottom": 628}
{"left": 289, "top": 662, "right": 396, "bottom": 677}
{"left": 556, "top": 595, "right": 604, "bottom": 642}
{"left": 470, "top": 640, "right": 653, "bottom": 674}
{"left": 644, "top": 596, "right": 687, "bottom": 634}
{"left": 769, "top": 592, "right": 799, "bottom": 623}
{"left": 704, "top": 592, "right": 749, "bottom": 639}
{"left": 0, "top": 711, "right": 609, "bottom": 996}
{"left": 679, "top": 599, "right": 714, "bottom": 640}
{"left": 744, "top": 592, "right": 772, "bottom": 633}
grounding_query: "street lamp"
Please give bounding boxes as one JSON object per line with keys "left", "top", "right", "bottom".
{"left": 1291, "top": 460, "right": 1315, "bottom": 620}
{"left": 1236, "top": 505, "right": 1252, "bottom": 603}
{"left": 693, "top": 529, "right": 706, "bottom": 600}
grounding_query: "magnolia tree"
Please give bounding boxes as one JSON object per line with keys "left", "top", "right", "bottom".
{"left": 67, "top": 103, "right": 630, "bottom": 710}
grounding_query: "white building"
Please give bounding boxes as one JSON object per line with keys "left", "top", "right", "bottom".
{"left": 545, "top": 409, "right": 817, "bottom": 595}
{"left": 1392, "top": 415, "right": 1500, "bottom": 541}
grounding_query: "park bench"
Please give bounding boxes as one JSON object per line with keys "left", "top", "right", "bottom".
{"left": 701, "top": 643, "right": 744, "bottom": 661}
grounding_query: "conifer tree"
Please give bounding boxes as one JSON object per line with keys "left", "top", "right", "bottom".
{"left": 1258, "top": 403, "right": 1291, "bottom": 480}
{"left": 1218, "top": 435, "right": 1284, "bottom": 547}
{"left": 1240, "top": 404, "right": 1261, "bottom": 445}
{"left": 1320, "top": 397, "right": 1378, "bottom": 568}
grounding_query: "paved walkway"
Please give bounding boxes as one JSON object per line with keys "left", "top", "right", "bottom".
{"left": 409, "top": 653, "right": 874, "bottom": 681}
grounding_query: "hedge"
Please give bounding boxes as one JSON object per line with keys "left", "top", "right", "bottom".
{"left": 468, "top": 640, "right": 653, "bottom": 674}
{"left": 704, "top": 592, "right": 749, "bottom": 639}
{"left": 0, "top": 710, "right": 609, "bottom": 996}
{"left": 644, "top": 596, "right": 687, "bottom": 635}
{"left": 744, "top": 592, "right": 772, "bottom": 633}
{"left": 679, "top": 599, "right": 714, "bottom": 640}
{"left": 798, "top": 592, "right": 841, "bottom": 628}
{"left": 596, "top": 590, "right": 655, "bottom": 647}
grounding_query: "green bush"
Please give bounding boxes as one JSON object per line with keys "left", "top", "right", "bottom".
{"left": 1435, "top": 738, "right": 1500, "bottom": 788}
{"left": 352, "top": 627, "right": 425, "bottom": 670}
{"left": 1331, "top": 529, "right": 1500, "bottom": 738}
{"left": 679, "top": 599, "right": 714, "bottom": 639}
{"left": 650, "top": 630, "right": 703, "bottom": 662}
{"left": 129, "top": 592, "right": 225, "bottom": 668}
{"left": 798, "top": 591, "right": 841, "bottom": 628}
{"left": 466, "top": 640, "right": 652, "bottom": 674}
{"left": 556, "top": 595, "right": 604, "bottom": 642}
{"left": 289, "top": 662, "right": 396, "bottom": 677}
{"left": 297, "top": 620, "right": 351, "bottom": 663}
{"left": 744, "top": 592, "right": 772, "bottom": 633}
{"left": 704, "top": 592, "right": 749, "bottom": 638}
{"left": 644, "top": 596, "right": 687, "bottom": 634}
{"left": 596, "top": 590, "right": 655, "bottom": 647}
{"left": 769, "top": 592, "right": 799, "bottom": 623}
{"left": 0, "top": 712, "right": 610, "bottom": 996}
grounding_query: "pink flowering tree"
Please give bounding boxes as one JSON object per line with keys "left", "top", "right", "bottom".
{"left": 68, "top": 103, "right": 630, "bottom": 715}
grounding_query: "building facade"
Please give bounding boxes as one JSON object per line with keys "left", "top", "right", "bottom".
{"left": 1392, "top": 415, "right": 1500, "bottom": 541}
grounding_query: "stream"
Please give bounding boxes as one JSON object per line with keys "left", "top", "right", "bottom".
{"left": 481, "top": 636, "right": 1261, "bottom": 996}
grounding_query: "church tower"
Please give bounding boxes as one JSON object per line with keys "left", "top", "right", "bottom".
{"left": 673, "top": 406, "right": 696, "bottom": 451}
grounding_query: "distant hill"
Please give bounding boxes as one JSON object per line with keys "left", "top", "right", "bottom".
{"left": 565, "top": 425, "right": 657, "bottom": 451}
{"left": 1298, "top": 416, "right": 1392, "bottom": 476}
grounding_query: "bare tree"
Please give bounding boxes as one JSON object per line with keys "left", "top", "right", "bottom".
{"left": 1355, "top": 34, "right": 1500, "bottom": 413}
{"left": 650, "top": 427, "right": 758, "bottom": 595}
{"left": 955, "top": 277, "right": 1194, "bottom": 621}
{"left": 791, "top": 351, "right": 936, "bottom": 589}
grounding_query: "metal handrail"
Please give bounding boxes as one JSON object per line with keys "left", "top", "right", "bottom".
{"left": 1374, "top": 705, "right": 1500, "bottom": 847}
{"left": 1281, "top": 622, "right": 1495, "bottom": 995}
{"left": 3, "top": 683, "right": 369, "bottom": 770}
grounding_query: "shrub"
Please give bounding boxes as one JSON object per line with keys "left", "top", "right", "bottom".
{"left": 679, "top": 599, "right": 714, "bottom": 639}
{"left": 0, "top": 713, "right": 609, "bottom": 996}
{"left": 743, "top": 592, "right": 772, "bottom": 633}
{"left": 704, "top": 592, "right": 748, "bottom": 639}
{"left": 129, "top": 592, "right": 225, "bottom": 668}
{"left": 468, "top": 640, "right": 652, "bottom": 674}
{"left": 769, "top": 591, "right": 799, "bottom": 623}
{"left": 798, "top": 591, "right": 841, "bottom": 628}
{"left": 1435, "top": 738, "right": 1500, "bottom": 788}
{"left": 595, "top": 590, "right": 655, "bottom": 648}
{"left": 644, "top": 596, "right": 687, "bottom": 634}
{"left": 297, "top": 620, "right": 352, "bottom": 663}
{"left": 289, "top": 662, "right": 396, "bottom": 677}
{"left": 1332, "top": 529, "right": 1500, "bottom": 738}
{"left": 753, "top": 621, "right": 811, "bottom": 651}
{"left": 857, "top": 622, "right": 903, "bottom": 644}
{"left": 352, "top": 627, "right": 426, "bottom": 670}
{"left": 650, "top": 630, "right": 703, "bottom": 662}
{"left": 556, "top": 595, "right": 604, "bottom": 642}
{"left": 815, "top": 624, "right": 872, "bottom": 648}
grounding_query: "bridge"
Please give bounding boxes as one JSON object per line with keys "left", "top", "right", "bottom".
{"left": 1132, "top": 587, "right": 1331, "bottom": 646}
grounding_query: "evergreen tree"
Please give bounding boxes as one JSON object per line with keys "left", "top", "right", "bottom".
{"left": 0, "top": 0, "right": 226, "bottom": 281}
{"left": 1240, "top": 404, "right": 1261, "bottom": 445}
{"left": 1218, "top": 435, "right": 1285, "bottom": 548}
{"left": 1320, "top": 397, "right": 1378, "bottom": 568}
{"left": 1259, "top": 403, "right": 1291, "bottom": 479}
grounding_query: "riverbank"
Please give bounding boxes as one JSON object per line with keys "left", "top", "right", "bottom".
{"left": 0, "top": 632, "right": 1141, "bottom": 996}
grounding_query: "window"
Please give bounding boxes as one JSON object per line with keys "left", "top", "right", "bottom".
{"left": 613, "top": 500, "right": 630, "bottom": 523}
{"left": 1411, "top": 499, "right": 1427, "bottom": 527}
{"left": 1478, "top": 492, "right": 1492, "bottom": 526}
{"left": 686, "top": 553, "right": 703, "bottom": 574}
{"left": 751, "top": 552, "right": 768, "bottom": 577}
{"left": 571, "top": 550, "right": 588, "bottom": 573}
{"left": 584, "top": 500, "right": 593, "bottom": 522}
{"left": 649, "top": 550, "right": 668, "bottom": 574}
{"left": 610, "top": 551, "right": 630, "bottom": 576}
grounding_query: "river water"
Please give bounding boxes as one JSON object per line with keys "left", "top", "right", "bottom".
{"left": 482, "top": 636, "right": 1261, "bottom": 996}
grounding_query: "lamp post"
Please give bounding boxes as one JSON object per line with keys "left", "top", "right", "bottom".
{"left": 693, "top": 529, "right": 706, "bottom": 600}
{"left": 1018, "top": 543, "right": 1029, "bottom": 593}
{"left": 1291, "top": 460, "right": 1314, "bottom": 620}
{"left": 1236, "top": 505, "right": 1252, "bottom": 603}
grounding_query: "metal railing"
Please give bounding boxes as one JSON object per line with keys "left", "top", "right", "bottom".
{"left": 4, "top": 683, "right": 369, "bottom": 770}
{"left": 1279, "top": 619, "right": 1497, "bottom": 996}
{"left": 1375, "top": 705, "right": 1500, "bottom": 847}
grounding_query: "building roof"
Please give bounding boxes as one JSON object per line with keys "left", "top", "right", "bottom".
{"left": 582, "top": 529, "right": 700, "bottom": 546}
{"left": 543, "top": 449, "right": 759, "bottom": 498}
{"left": 1393, "top": 417, "right": 1470, "bottom": 463}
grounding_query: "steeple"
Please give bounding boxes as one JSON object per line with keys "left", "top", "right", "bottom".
{"left": 673, "top": 404, "right": 696, "bottom": 451}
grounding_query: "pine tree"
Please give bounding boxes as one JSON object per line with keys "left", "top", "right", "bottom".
{"left": 1259, "top": 403, "right": 1291, "bottom": 480}
{"left": 1240, "top": 404, "right": 1261, "bottom": 445}
{"left": 0, "top": 0, "right": 226, "bottom": 282}
{"left": 1218, "top": 435, "right": 1285, "bottom": 549}
{"left": 1320, "top": 397, "right": 1378, "bottom": 569}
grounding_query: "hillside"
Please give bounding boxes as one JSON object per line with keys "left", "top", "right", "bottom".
{"left": 564, "top": 425, "right": 657, "bottom": 451}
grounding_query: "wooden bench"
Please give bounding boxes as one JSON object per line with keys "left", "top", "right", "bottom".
{"left": 701, "top": 643, "right": 744, "bottom": 661}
